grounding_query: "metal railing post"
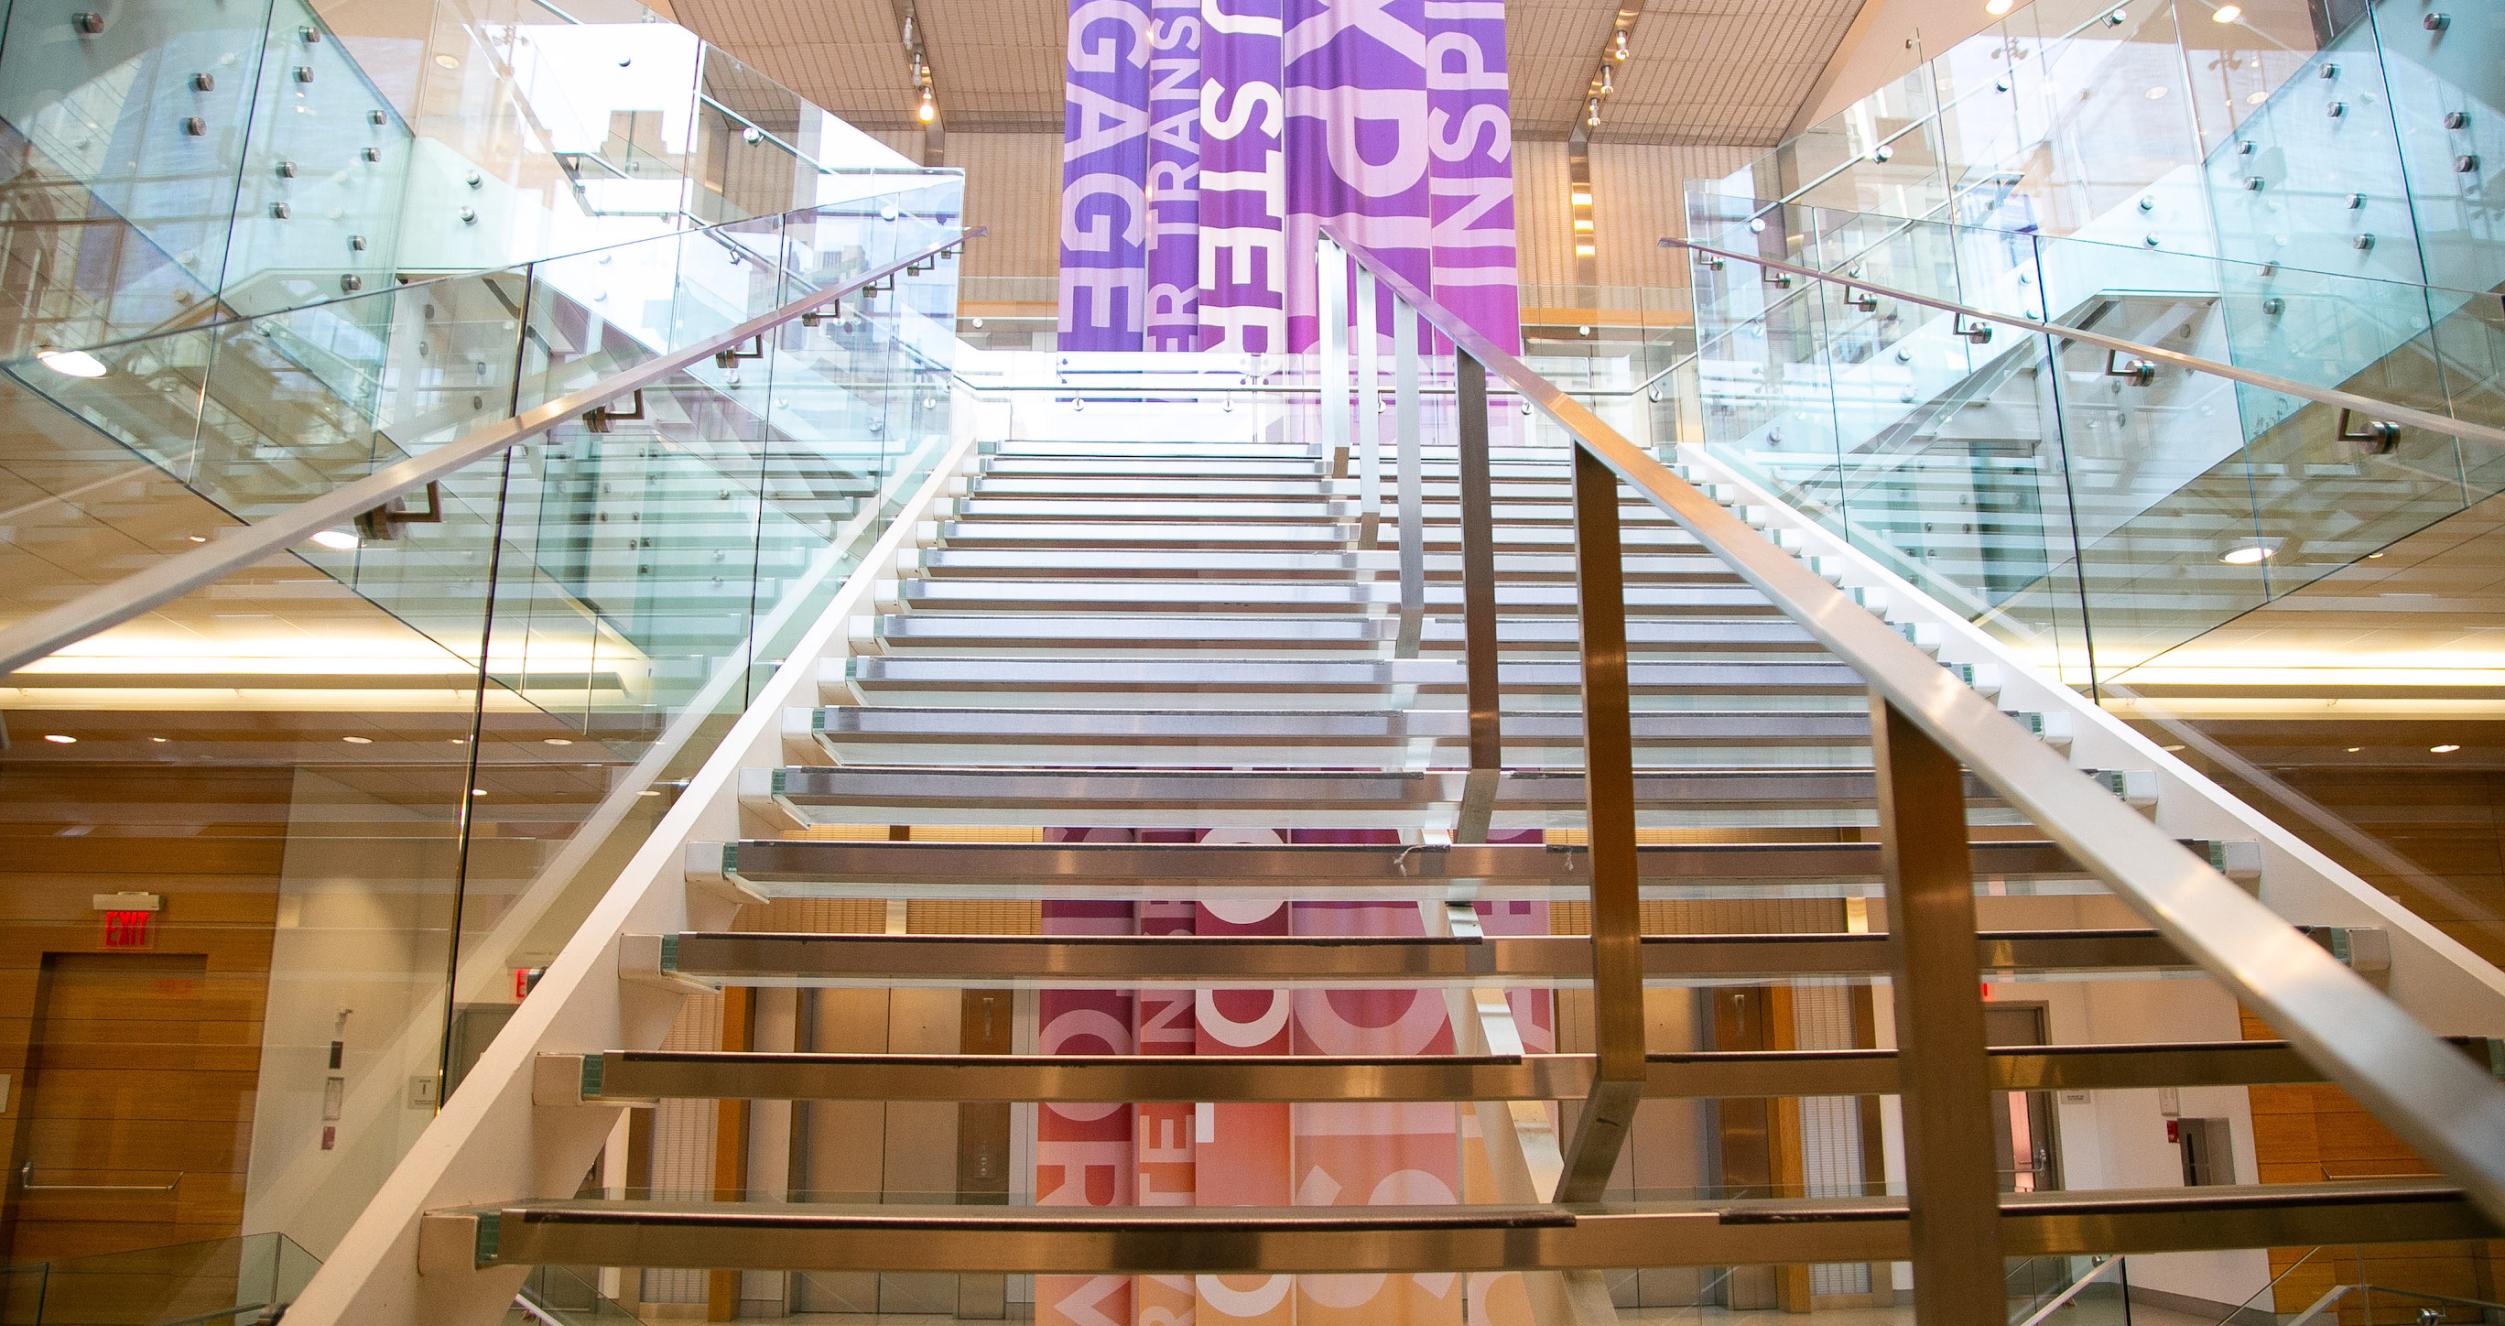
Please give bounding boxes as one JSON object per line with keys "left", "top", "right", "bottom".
{"left": 1553, "top": 436, "right": 1642, "bottom": 1203}
{"left": 1317, "top": 239, "right": 1351, "bottom": 472}
{"left": 1451, "top": 352, "right": 1501, "bottom": 841}
{"left": 1871, "top": 696, "right": 2003, "bottom": 1323}
{"left": 1354, "top": 264, "right": 1382, "bottom": 545}
{"left": 1392, "top": 302, "right": 1425, "bottom": 659}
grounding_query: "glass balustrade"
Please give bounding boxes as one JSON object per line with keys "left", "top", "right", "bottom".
{"left": 1687, "top": 0, "right": 2503, "bottom": 330}
{"left": 0, "top": 184, "right": 965, "bottom": 1264}
{"left": 0, "top": 0, "right": 949, "bottom": 376}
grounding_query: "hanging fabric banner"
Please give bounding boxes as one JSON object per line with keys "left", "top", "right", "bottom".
{"left": 1061, "top": 0, "right": 1154, "bottom": 350}
{"left": 1061, "top": 0, "right": 1520, "bottom": 355}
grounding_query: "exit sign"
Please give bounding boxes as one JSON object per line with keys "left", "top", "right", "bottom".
{"left": 101, "top": 910, "right": 155, "bottom": 948}
{"left": 93, "top": 891, "right": 162, "bottom": 949}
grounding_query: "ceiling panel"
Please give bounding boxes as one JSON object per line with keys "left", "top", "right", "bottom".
{"left": 672, "top": 0, "right": 1863, "bottom": 145}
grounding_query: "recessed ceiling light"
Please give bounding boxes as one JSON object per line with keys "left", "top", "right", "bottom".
{"left": 2431, "top": 744, "right": 2462, "bottom": 754}
{"left": 42, "top": 733, "right": 76, "bottom": 744}
{"left": 472, "top": 787, "right": 489, "bottom": 796}
{"left": 449, "top": 737, "right": 467, "bottom": 745}
{"left": 2219, "top": 541, "right": 2275, "bottom": 565}
{"left": 639, "top": 790, "right": 662, "bottom": 797}
{"left": 2145, "top": 86, "right": 2170, "bottom": 100}
{"left": 150, "top": 736, "right": 169, "bottom": 743}
{"left": 543, "top": 737, "right": 573, "bottom": 746}
{"left": 2345, "top": 747, "right": 2362, "bottom": 753}
{"left": 2246, "top": 90, "right": 2268, "bottom": 105}
{"left": 433, "top": 53, "right": 460, "bottom": 69}
{"left": 2161, "top": 744, "right": 2186, "bottom": 752}
{"left": 310, "top": 529, "right": 360, "bottom": 552}
{"left": 342, "top": 735, "right": 374, "bottom": 744}
{"left": 2367, "top": 551, "right": 2385, "bottom": 559}
{"left": 2212, "top": 3, "right": 2242, "bottom": 20}
{"left": 187, "top": 534, "right": 209, "bottom": 543}
{"left": 35, "top": 347, "right": 107, "bottom": 378}
{"left": 1986, "top": 0, "right": 2014, "bottom": 13}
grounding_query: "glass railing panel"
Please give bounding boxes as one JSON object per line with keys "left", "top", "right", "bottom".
{"left": 0, "top": 1232, "right": 317, "bottom": 1325}
{"left": 1987, "top": 0, "right": 2211, "bottom": 251}
{"left": 690, "top": 42, "right": 821, "bottom": 227}
{"left": 2369, "top": 0, "right": 2505, "bottom": 300}
{"left": 2198, "top": 16, "right": 2424, "bottom": 287}
{"left": 220, "top": 0, "right": 412, "bottom": 321}
{"left": 390, "top": 0, "right": 704, "bottom": 273}
{"left": 0, "top": 268, "right": 533, "bottom": 633}
{"left": 2436, "top": 291, "right": 2505, "bottom": 497}
{"left": 2175, "top": 0, "right": 2339, "bottom": 157}
{"left": 0, "top": 0, "right": 268, "bottom": 354}
{"left": 1692, "top": 280, "right": 1852, "bottom": 527}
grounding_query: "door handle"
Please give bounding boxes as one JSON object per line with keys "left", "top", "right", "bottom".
{"left": 18, "top": 1162, "right": 182, "bottom": 1193}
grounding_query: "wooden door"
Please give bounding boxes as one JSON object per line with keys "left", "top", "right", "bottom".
{"left": 5, "top": 952, "right": 257, "bottom": 1266}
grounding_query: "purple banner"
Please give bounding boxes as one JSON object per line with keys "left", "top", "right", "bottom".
{"left": 1283, "top": 0, "right": 1433, "bottom": 353}
{"left": 1062, "top": 0, "right": 1519, "bottom": 355}
{"left": 1061, "top": 0, "right": 1154, "bottom": 350}
{"left": 1145, "top": 0, "right": 1205, "bottom": 350}
{"left": 1196, "top": 0, "right": 1288, "bottom": 354}
{"left": 1424, "top": 0, "right": 1520, "bottom": 354}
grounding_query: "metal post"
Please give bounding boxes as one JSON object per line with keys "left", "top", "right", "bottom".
{"left": 1392, "top": 303, "right": 1425, "bottom": 660}
{"left": 1451, "top": 352, "right": 1501, "bottom": 841}
{"left": 1354, "top": 266, "right": 1382, "bottom": 546}
{"left": 1553, "top": 439, "right": 1641, "bottom": 1203}
{"left": 1317, "top": 239, "right": 1350, "bottom": 471}
{"left": 1870, "top": 697, "right": 2003, "bottom": 1324}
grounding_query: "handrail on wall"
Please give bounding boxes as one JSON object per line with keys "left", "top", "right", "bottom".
{"left": 0, "top": 221, "right": 983, "bottom": 678}
{"left": 1315, "top": 220, "right": 2505, "bottom": 1295}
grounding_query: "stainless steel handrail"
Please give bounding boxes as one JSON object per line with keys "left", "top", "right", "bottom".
{"left": 0, "top": 223, "right": 980, "bottom": 677}
{"left": 1667, "top": 237, "right": 2505, "bottom": 452}
{"left": 1321, "top": 222, "right": 2505, "bottom": 1243}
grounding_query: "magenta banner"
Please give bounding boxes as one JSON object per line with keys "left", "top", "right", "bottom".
{"left": 1061, "top": 0, "right": 1519, "bottom": 354}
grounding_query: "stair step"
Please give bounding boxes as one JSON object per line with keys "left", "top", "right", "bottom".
{"left": 425, "top": 1184, "right": 2488, "bottom": 1275}
{"left": 934, "top": 521, "right": 1707, "bottom": 551}
{"left": 916, "top": 548, "right": 1738, "bottom": 582}
{"left": 798, "top": 705, "right": 1900, "bottom": 767}
{"left": 639, "top": 927, "right": 2197, "bottom": 986}
{"left": 952, "top": 498, "right": 1675, "bottom": 524}
{"left": 749, "top": 765, "right": 2029, "bottom": 831}
{"left": 687, "top": 837, "right": 2224, "bottom": 901}
{"left": 892, "top": 580, "right": 1779, "bottom": 615}
{"left": 548, "top": 1038, "right": 2348, "bottom": 1105}
{"left": 866, "top": 614, "right": 1815, "bottom": 651}
{"left": 835, "top": 655, "right": 1872, "bottom": 699}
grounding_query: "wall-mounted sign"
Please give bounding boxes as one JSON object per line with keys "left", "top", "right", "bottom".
{"left": 94, "top": 892, "right": 163, "bottom": 949}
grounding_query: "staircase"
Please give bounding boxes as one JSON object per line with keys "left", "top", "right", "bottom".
{"left": 261, "top": 380, "right": 2485, "bottom": 1324}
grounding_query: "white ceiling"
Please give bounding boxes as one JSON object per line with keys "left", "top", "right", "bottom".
{"left": 667, "top": 0, "right": 1870, "bottom": 146}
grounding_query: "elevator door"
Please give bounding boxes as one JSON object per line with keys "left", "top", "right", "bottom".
{"left": 1985, "top": 1003, "right": 2062, "bottom": 1193}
